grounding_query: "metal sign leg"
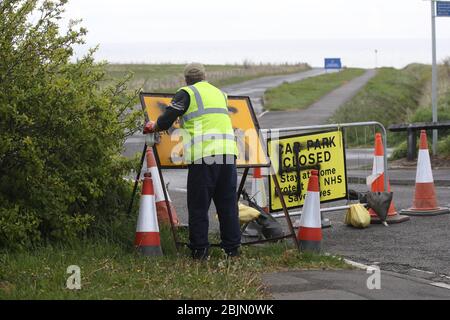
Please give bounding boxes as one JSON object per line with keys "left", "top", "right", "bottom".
{"left": 270, "top": 167, "right": 300, "bottom": 251}
{"left": 155, "top": 154, "right": 180, "bottom": 251}
{"left": 237, "top": 167, "right": 250, "bottom": 200}
{"left": 127, "top": 144, "right": 147, "bottom": 216}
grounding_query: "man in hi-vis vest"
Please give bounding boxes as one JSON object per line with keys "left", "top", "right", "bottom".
{"left": 144, "top": 63, "right": 241, "bottom": 260}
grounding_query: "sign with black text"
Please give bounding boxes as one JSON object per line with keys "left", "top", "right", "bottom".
{"left": 267, "top": 130, "right": 347, "bottom": 212}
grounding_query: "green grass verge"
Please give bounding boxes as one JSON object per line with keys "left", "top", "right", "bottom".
{"left": 105, "top": 63, "right": 310, "bottom": 93}
{"left": 263, "top": 68, "right": 366, "bottom": 111}
{"left": 328, "top": 62, "right": 450, "bottom": 156}
{"left": 0, "top": 229, "right": 349, "bottom": 299}
{"left": 329, "top": 64, "right": 430, "bottom": 147}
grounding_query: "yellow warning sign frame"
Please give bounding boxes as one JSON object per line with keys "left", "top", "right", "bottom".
{"left": 267, "top": 130, "right": 348, "bottom": 212}
{"left": 140, "top": 92, "right": 270, "bottom": 169}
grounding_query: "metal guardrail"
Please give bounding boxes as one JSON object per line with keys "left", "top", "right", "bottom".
{"left": 388, "top": 121, "right": 450, "bottom": 160}
{"left": 271, "top": 204, "right": 368, "bottom": 219}
{"left": 260, "top": 121, "right": 389, "bottom": 191}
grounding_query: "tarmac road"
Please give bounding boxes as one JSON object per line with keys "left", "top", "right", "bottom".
{"left": 262, "top": 269, "right": 450, "bottom": 300}
{"left": 221, "top": 68, "right": 330, "bottom": 114}
{"left": 322, "top": 184, "right": 450, "bottom": 279}
{"left": 258, "top": 69, "right": 377, "bottom": 128}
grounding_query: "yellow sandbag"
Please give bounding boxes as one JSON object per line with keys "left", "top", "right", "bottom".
{"left": 345, "top": 204, "right": 370, "bottom": 228}
{"left": 238, "top": 203, "right": 261, "bottom": 224}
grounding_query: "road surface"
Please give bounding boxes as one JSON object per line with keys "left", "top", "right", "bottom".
{"left": 221, "top": 68, "right": 330, "bottom": 114}
{"left": 263, "top": 269, "right": 450, "bottom": 300}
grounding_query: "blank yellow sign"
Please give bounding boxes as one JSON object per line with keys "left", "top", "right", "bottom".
{"left": 140, "top": 93, "right": 269, "bottom": 168}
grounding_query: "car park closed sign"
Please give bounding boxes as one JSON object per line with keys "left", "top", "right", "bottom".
{"left": 267, "top": 130, "right": 347, "bottom": 212}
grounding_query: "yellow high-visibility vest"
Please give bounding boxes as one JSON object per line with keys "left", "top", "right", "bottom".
{"left": 178, "top": 81, "right": 237, "bottom": 163}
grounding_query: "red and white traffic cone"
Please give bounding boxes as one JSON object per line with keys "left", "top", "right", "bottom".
{"left": 146, "top": 148, "right": 179, "bottom": 226}
{"left": 251, "top": 167, "right": 268, "bottom": 213}
{"left": 401, "top": 130, "right": 450, "bottom": 216}
{"left": 297, "top": 170, "right": 322, "bottom": 253}
{"left": 367, "top": 133, "right": 409, "bottom": 224}
{"left": 135, "top": 172, "right": 163, "bottom": 256}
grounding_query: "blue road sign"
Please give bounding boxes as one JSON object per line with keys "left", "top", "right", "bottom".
{"left": 437, "top": 1, "right": 450, "bottom": 16}
{"left": 324, "top": 58, "right": 342, "bottom": 69}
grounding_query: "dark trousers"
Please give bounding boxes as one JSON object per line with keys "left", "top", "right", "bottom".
{"left": 187, "top": 155, "right": 241, "bottom": 252}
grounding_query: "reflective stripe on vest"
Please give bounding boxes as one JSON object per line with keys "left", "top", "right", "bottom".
{"left": 180, "top": 85, "right": 229, "bottom": 124}
{"left": 179, "top": 81, "right": 237, "bottom": 162}
{"left": 183, "top": 133, "right": 236, "bottom": 151}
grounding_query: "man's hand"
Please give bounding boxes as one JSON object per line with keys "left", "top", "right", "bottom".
{"left": 143, "top": 121, "right": 157, "bottom": 134}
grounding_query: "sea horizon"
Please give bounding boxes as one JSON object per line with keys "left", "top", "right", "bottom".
{"left": 74, "top": 38, "right": 450, "bottom": 69}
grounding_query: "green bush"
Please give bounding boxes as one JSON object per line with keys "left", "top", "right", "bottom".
{"left": 389, "top": 136, "right": 434, "bottom": 160}
{"left": 438, "top": 135, "right": 450, "bottom": 156}
{"left": 390, "top": 140, "right": 408, "bottom": 160}
{"left": 0, "top": 0, "right": 141, "bottom": 249}
{"left": 410, "top": 105, "right": 450, "bottom": 137}
{"left": 391, "top": 64, "right": 450, "bottom": 158}
{"left": 0, "top": 206, "right": 41, "bottom": 249}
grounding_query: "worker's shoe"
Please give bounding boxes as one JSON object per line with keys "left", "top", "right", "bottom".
{"left": 224, "top": 248, "right": 240, "bottom": 259}
{"left": 191, "top": 248, "right": 209, "bottom": 261}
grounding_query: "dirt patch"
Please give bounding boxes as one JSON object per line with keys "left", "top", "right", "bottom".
{"left": 390, "top": 156, "right": 450, "bottom": 169}
{"left": 0, "top": 281, "right": 16, "bottom": 295}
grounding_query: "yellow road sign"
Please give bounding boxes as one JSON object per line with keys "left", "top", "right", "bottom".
{"left": 267, "top": 130, "right": 347, "bottom": 212}
{"left": 140, "top": 93, "right": 269, "bottom": 168}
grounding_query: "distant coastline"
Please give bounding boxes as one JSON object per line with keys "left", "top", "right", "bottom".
{"left": 73, "top": 38, "right": 450, "bottom": 69}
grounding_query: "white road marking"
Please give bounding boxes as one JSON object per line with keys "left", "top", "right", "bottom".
{"left": 430, "top": 282, "right": 450, "bottom": 290}
{"left": 343, "top": 259, "right": 371, "bottom": 270}
{"left": 411, "top": 268, "right": 435, "bottom": 275}
{"left": 343, "top": 262, "right": 450, "bottom": 291}
{"left": 258, "top": 111, "right": 269, "bottom": 118}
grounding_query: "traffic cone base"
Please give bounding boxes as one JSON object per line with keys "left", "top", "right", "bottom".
{"left": 370, "top": 199, "right": 410, "bottom": 224}
{"left": 370, "top": 214, "right": 411, "bottom": 224}
{"left": 135, "top": 232, "right": 163, "bottom": 256}
{"left": 368, "top": 133, "right": 409, "bottom": 224}
{"left": 298, "top": 226, "right": 322, "bottom": 252}
{"left": 400, "top": 130, "right": 450, "bottom": 217}
{"left": 413, "top": 183, "right": 438, "bottom": 210}
{"left": 137, "top": 246, "right": 163, "bottom": 256}
{"left": 400, "top": 207, "right": 450, "bottom": 216}
{"left": 299, "top": 240, "right": 321, "bottom": 252}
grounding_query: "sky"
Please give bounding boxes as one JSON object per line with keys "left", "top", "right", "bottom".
{"left": 62, "top": 0, "right": 450, "bottom": 67}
